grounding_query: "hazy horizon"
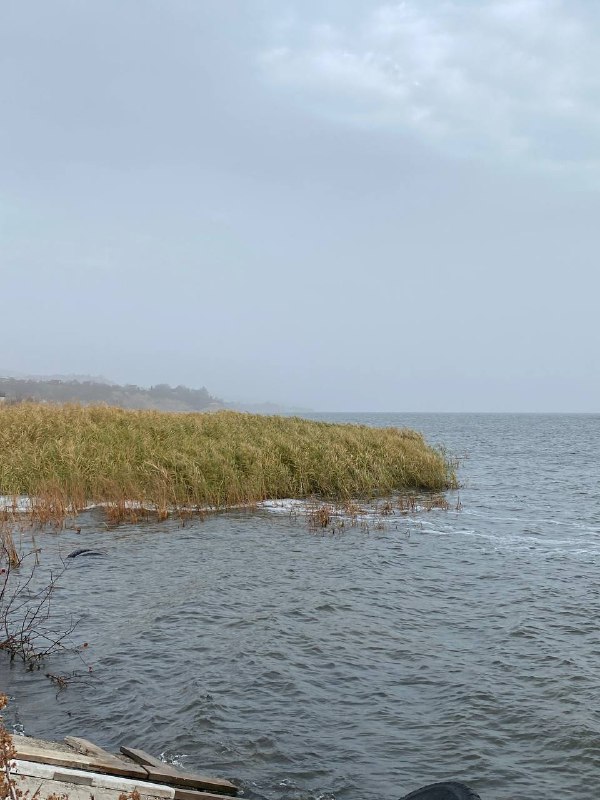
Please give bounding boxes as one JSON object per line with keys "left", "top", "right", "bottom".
{"left": 3, "top": 1, "right": 599, "bottom": 413}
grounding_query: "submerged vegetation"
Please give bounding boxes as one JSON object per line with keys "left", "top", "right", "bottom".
{"left": 304, "top": 494, "right": 454, "bottom": 533}
{"left": 0, "top": 404, "right": 455, "bottom": 523}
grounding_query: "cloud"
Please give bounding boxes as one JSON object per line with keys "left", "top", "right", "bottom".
{"left": 259, "top": 1, "right": 600, "bottom": 175}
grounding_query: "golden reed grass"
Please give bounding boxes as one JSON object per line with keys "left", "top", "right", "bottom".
{"left": 0, "top": 403, "right": 456, "bottom": 524}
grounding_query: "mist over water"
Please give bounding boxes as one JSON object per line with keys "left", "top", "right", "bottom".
{"left": 2, "top": 414, "right": 600, "bottom": 800}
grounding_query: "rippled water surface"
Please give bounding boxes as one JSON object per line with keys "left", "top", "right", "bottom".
{"left": 3, "top": 414, "right": 600, "bottom": 800}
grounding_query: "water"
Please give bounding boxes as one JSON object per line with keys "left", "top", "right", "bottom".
{"left": 2, "top": 413, "right": 600, "bottom": 800}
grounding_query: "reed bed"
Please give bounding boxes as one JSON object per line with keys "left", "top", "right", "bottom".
{"left": 0, "top": 404, "right": 456, "bottom": 523}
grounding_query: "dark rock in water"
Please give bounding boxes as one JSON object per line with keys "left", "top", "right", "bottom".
{"left": 399, "top": 783, "right": 481, "bottom": 800}
{"left": 66, "top": 548, "right": 105, "bottom": 559}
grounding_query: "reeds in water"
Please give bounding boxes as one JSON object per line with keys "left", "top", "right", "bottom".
{"left": 0, "top": 403, "right": 456, "bottom": 523}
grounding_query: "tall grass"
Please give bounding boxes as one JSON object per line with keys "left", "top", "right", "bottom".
{"left": 0, "top": 404, "right": 456, "bottom": 521}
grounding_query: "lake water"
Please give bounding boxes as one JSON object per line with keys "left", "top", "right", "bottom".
{"left": 2, "top": 413, "right": 600, "bottom": 800}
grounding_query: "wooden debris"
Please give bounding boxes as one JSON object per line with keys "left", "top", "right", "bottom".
{"left": 14, "top": 759, "right": 173, "bottom": 797}
{"left": 65, "top": 736, "right": 128, "bottom": 763}
{"left": 9, "top": 735, "right": 237, "bottom": 800}
{"left": 120, "top": 747, "right": 237, "bottom": 796}
{"left": 14, "top": 772, "right": 173, "bottom": 800}
{"left": 172, "top": 788, "right": 240, "bottom": 800}
{"left": 13, "top": 738, "right": 147, "bottom": 779}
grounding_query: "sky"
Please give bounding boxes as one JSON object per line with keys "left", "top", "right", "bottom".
{"left": 2, "top": 0, "right": 599, "bottom": 412}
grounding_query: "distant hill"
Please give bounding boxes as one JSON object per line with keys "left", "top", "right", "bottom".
{"left": 0, "top": 370, "right": 116, "bottom": 385}
{"left": 0, "top": 375, "right": 309, "bottom": 415}
{"left": 0, "top": 377, "right": 223, "bottom": 412}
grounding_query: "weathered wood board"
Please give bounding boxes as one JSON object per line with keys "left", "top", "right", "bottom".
{"left": 14, "top": 759, "right": 174, "bottom": 797}
{"left": 10, "top": 735, "right": 237, "bottom": 800}
{"left": 120, "top": 747, "right": 237, "bottom": 796}
{"left": 14, "top": 760, "right": 234, "bottom": 800}
{"left": 172, "top": 788, "right": 240, "bottom": 800}
{"left": 14, "top": 738, "right": 147, "bottom": 779}
{"left": 14, "top": 770, "right": 174, "bottom": 800}
{"left": 65, "top": 736, "right": 133, "bottom": 765}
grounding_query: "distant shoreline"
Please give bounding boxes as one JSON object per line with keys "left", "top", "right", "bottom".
{"left": 0, "top": 374, "right": 314, "bottom": 416}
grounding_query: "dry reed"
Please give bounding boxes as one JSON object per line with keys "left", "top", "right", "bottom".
{"left": 0, "top": 403, "right": 456, "bottom": 523}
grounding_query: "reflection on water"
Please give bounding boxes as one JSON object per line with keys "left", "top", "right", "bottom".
{"left": 2, "top": 414, "right": 600, "bottom": 800}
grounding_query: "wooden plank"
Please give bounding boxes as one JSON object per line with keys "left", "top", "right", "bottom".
{"left": 13, "top": 738, "right": 147, "bottom": 780}
{"left": 14, "top": 771, "right": 174, "bottom": 800}
{"left": 64, "top": 736, "right": 125, "bottom": 764}
{"left": 139, "top": 764, "right": 237, "bottom": 796}
{"left": 119, "top": 747, "right": 171, "bottom": 769}
{"left": 14, "top": 758, "right": 175, "bottom": 798}
{"left": 64, "top": 737, "right": 147, "bottom": 777}
{"left": 173, "top": 789, "right": 241, "bottom": 800}
{"left": 120, "top": 747, "right": 237, "bottom": 796}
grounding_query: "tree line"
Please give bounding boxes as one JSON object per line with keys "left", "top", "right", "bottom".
{"left": 0, "top": 378, "right": 223, "bottom": 412}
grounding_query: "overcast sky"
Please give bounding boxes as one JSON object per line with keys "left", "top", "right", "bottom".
{"left": 2, "top": 0, "right": 599, "bottom": 411}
